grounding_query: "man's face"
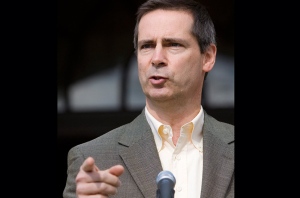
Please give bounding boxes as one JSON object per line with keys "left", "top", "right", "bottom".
{"left": 137, "top": 9, "right": 207, "bottom": 103}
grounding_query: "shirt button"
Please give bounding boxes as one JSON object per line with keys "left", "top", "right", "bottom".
{"left": 176, "top": 186, "right": 182, "bottom": 192}
{"left": 163, "top": 128, "right": 168, "bottom": 134}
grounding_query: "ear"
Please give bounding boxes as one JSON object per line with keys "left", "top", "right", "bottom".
{"left": 202, "top": 44, "right": 217, "bottom": 72}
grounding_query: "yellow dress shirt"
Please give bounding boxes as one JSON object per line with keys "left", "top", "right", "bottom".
{"left": 145, "top": 107, "right": 204, "bottom": 198}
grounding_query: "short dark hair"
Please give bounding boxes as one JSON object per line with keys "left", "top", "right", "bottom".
{"left": 133, "top": 0, "right": 217, "bottom": 54}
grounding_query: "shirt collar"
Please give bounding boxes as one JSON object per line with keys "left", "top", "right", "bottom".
{"left": 144, "top": 106, "right": 204, "bottom": 152}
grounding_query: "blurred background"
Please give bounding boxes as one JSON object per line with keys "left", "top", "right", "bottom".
{"left": 57, "top": 0, "right": 234, "bottom": 197}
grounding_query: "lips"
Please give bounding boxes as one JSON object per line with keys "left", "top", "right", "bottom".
{"left": 149, "top": 75, "right": 167, "bottom": 85}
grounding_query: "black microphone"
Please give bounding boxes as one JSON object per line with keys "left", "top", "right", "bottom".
{"left": 156, "top": 170, "right": 176, "bottom": 198}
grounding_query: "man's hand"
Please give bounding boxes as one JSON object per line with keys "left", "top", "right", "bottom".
{"left": 76, "top": 157, "right": 124, "bottom": 197}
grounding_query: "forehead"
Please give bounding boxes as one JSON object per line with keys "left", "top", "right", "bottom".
{"left": 138, "top": 9, "right": 194, "bottom": 39}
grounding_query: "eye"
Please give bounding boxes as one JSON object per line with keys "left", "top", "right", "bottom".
{"left": 141, "top": 44, "right": 153, "bottom": 49}
{"left": 169, "top": 43, "right": 181, "bottom": 47}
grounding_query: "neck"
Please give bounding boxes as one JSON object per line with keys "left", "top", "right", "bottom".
{"left": 146, "top": 99, "right": 201, "bottom": 144}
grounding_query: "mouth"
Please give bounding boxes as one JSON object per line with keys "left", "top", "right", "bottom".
{"left": 149, "top": 75, "right": 168, "bottom": 85}
{"left": 150, "top": 75, "right": 166, "bottom": 80}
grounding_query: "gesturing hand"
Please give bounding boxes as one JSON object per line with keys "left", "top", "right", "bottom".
{"left": 76, "top": 157, "right": 124, "bottom": 197}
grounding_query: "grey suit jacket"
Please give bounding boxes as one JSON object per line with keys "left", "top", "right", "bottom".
{"left": 63, "top": 109, "right": 234, "bottom": 198}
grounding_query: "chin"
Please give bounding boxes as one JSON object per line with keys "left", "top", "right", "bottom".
{"left": 145, "top": 88, "right": 174, "bottom": 100}
{"left": 147, "top": 93, "right": 172, "bottom": 102}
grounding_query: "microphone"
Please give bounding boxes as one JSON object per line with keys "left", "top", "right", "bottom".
{"left": 156, "top": 170, "right": 176, "bottom": 198}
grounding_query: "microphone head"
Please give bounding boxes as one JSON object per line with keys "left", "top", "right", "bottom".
{"left": 156, "top": 170, "right": 176, "bottom": 186}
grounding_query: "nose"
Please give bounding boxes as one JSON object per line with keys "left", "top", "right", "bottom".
{"left": 151, "top": 45, "right": 167, "bottom": 67}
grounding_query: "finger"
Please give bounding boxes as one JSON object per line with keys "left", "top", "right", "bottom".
{"left": 77, "top": 164, "right": 123, "bottom": 185}
{"left": 77, "top": 196, "right": 108, "bottom": 198}
{"left": 108, "top": 165, "right": 124, "bottom": 177}
{"left": 108, "top": 165, "right": 124, "bottom": 187}
{"left": 77, "top": 181, "right": 119, "bottom": 196}
{"left": 81, "top": 157, "right": 99, "bottom": 172}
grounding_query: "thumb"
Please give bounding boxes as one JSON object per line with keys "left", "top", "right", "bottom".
{"left": 109, "top": 164, "right": 124, "bottom": 177}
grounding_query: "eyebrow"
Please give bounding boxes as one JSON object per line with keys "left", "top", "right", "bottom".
{"left": 138, "top": 39, "right": 153, "bottom": 46}
{"left": 138, "top": 38, "right": 187, "bottom": 46}
{"left": 163, "top": 38, "right": 186, "bottom": 44}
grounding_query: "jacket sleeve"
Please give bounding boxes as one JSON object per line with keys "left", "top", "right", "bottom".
{"left": 62, "top": 146, "right": 85, "bottom": 198}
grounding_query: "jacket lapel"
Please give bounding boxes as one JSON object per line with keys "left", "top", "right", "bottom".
{"left": 118, "top": 111, "right": 163, "bottom": 197}
{"left": 201, "top": 112, "right": 234, "bottom": 198}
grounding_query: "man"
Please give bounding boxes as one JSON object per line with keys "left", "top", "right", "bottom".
{"left": 63, "top": 0, "right": 234, "bottom": 197}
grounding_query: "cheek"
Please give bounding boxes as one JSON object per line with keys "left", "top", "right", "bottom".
{"left": 175, "top": 63, "right": 201, "bottom": 85}
{"left": 137, "top": 56, "right": 146, "bottom": 69}
{"left": 138, "top": 56, "right": 151, "bottom": 73}
{"left": 138, "top": 63, "right": 144, "bottom": 74}
{"left": 184, "top": 56, "right": 203, "bottom": 78}
{"left": 137, "top": 63, "right": 147, "bottom": 82}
